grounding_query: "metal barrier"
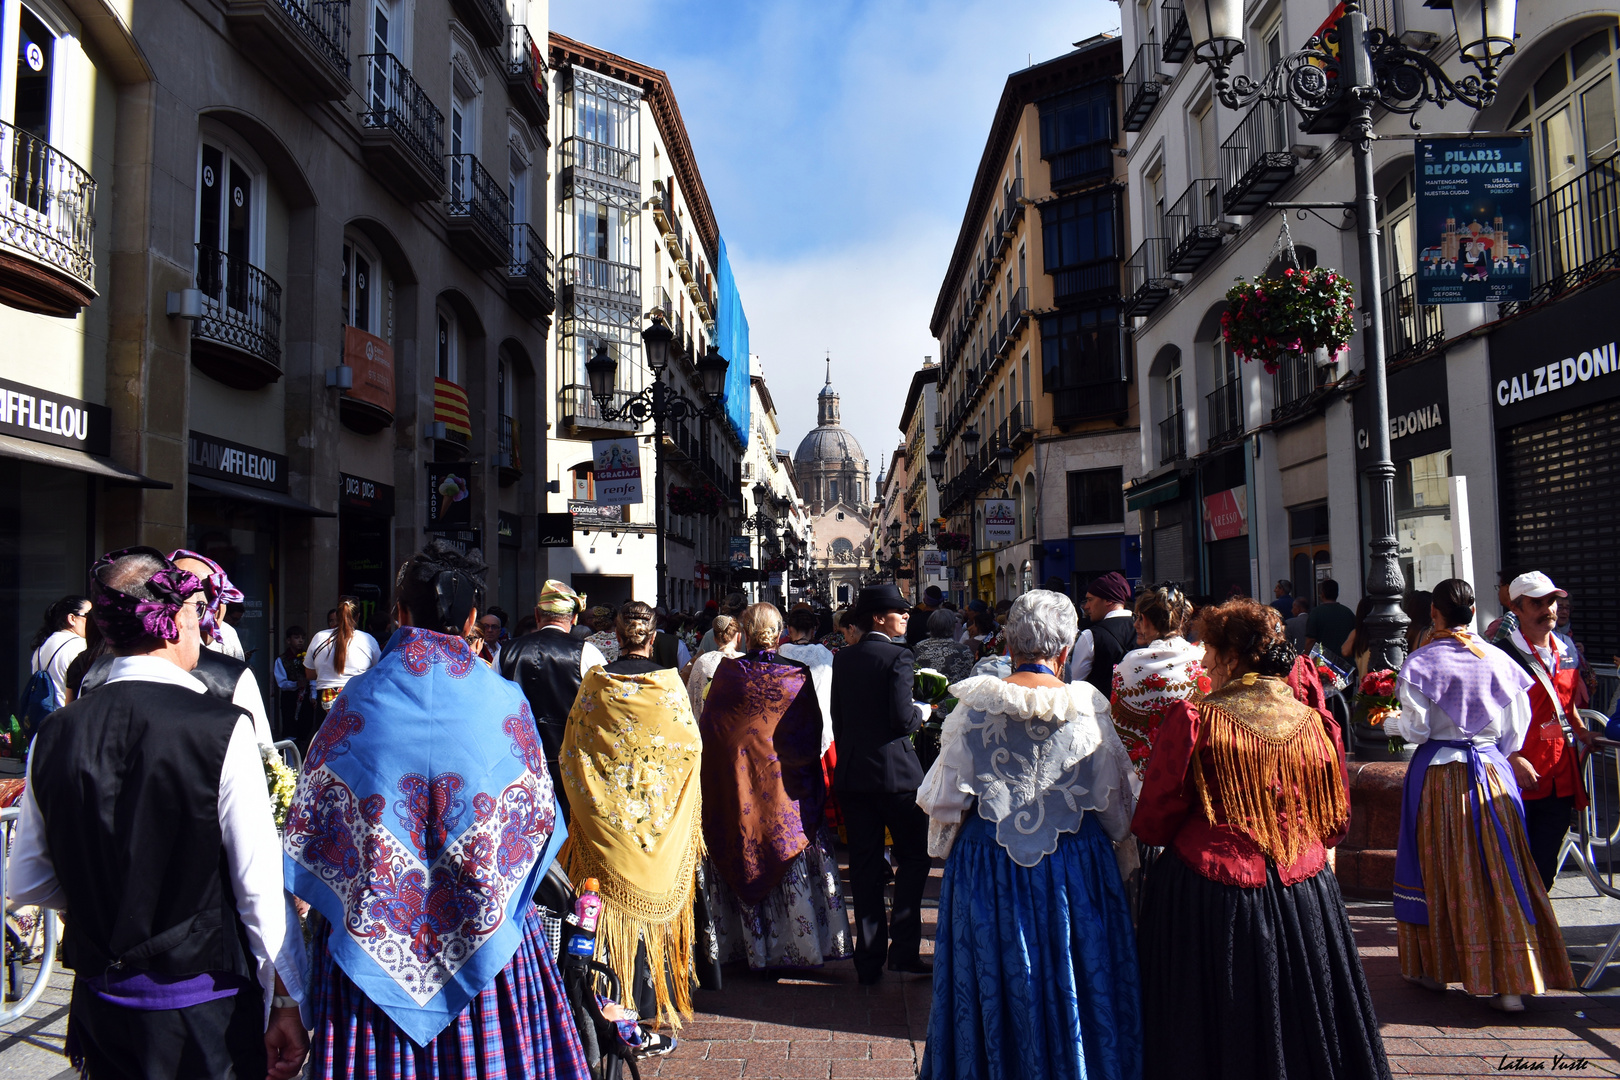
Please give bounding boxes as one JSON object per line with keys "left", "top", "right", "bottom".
{"left": 273, "top": 738, "right": 304, "bottom": 776}
{"left": 1565, "top": 721, "right": 1620, "bottom": 988}
{"left": 0, "top": 806, "right": 58, "bottom": 1023}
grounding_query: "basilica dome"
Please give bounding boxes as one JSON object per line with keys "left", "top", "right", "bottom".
{"left": 794, "top": 422, "right": 865, "bottom": 471}
{"left": 792, "top": 366, "right": 870, "bottom": 518}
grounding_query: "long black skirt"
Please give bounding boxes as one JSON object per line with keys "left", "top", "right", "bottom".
{"left": 1138, "top": 850, "right": 1391, "bottom": 1080}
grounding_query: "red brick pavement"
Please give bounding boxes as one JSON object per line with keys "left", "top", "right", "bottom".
{"left": 651, "top": 867, "right": 1620, "bottom": 1079}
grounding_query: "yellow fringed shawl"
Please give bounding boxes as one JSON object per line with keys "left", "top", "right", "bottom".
{"left": 1192, "top": 673, "right": 1349, "bottom": 868}
{"left": 559, "top": 666, "right": 705, "bottom": 1028}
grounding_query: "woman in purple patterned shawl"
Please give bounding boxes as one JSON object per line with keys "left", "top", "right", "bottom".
{"left": 697, "top": 603, "right": 853, "bottom": 971}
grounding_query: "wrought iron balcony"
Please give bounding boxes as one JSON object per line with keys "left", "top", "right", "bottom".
{"left": 497, "top": 413, "right": 521, "bottom": 483}
{"left": 226, "top": 0, "right": 350, "bottom": 100}
{"left": 1160, "top": 0, "right": 1191, "bottom": 63}
{"left": 450, "top": 0, "right": 502, "bottom": 47}
{"left": 1124, "top": 238, "right": 1174, "bottom": 317}
{"left": 1051, "top": 259, "right": 1121, "bottom": 305}
{"left": 191, "top": 244, "right": 282, "bottom": 389}
{"left": 558, "top": 383, "right": 638, "bottom": 435}
{"left": 1206, "top": 380, "right": 1243, "bottom": 447}
{"left": 1501, "top": 160, "right": 1620, "bottom": 315}
{"left": 506, "top": 222, "right": 554, "bottom": 320}
{"left": 505, "top": 24, "right": 549, "bottom": 128}
{"left": 559, "top": 136, "right": 638, "bottom": 188}
{"left": 0, "top": 122, "right": 96, "bottom": 316}
{"left": 1222, "top": 99, "right": 1296, "bottom": 216}
{"left": 1049, "top": 141, "right": 1114, "bottom": 190}
{"left": 1123, "top": 43, "right": 1168, "bottom": 132}
{"left": 445, "top": 153, "right": 510, "bottom": 268}
{"left": 560, "top": 253, "right": 640, "bottom": 305}
{"left": 1002, "top": 400, "right": 1035, "bottom": 447}
{"left": 1001, "top": 178, "right": 1024, "bottom": 234}
{"left": 1158, "top": 409, "right": 1186, "bottom": 465}
{"left": 359, "top": 52, "right": 446, "bottom": 202}
{"left": 1166, "top": 178, "right": 1225, "bottom": 273}
{"left": 1383, "top": 273, "right": 1442, "bottom": 363}
{"left": 1272, "top": 351, "right": 1334, "bottom": 422}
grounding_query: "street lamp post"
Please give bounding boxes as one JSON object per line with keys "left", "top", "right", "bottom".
{"left": 739, "top": 480, "right": 779, "bottom": 604}
{"left": 585, "top": 313, "right": 730, "bottom": 612}
{"left": 908, "top": 507, "right": 922, "bottom": 599}
{"left": 1183, "top": 0, "right": 1515, "bottom": 678}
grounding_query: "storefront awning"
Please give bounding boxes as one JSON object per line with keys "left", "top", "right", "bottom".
{"left": 0, "top": 432, "right": 169, "bottom": 487}
{"left": 189, "top": 476, "right": 336, "bottom": 516}
{"left": 1125, "top": 475, "right": 1179, "bottom": 511}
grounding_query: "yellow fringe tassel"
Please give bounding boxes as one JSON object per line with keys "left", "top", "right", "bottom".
{"left": 559, "top": 831, "right": 704, "bottom": 1030}
{"left": 1192, "top": 698, "right": 1349, "bottom": 868}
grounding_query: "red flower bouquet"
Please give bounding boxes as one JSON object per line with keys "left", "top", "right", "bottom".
{"left": 1355, "top": 667, "right": 1405, "bottom": 752}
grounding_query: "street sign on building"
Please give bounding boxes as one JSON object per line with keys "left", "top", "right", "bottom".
{"left": 982, "top": 499, "right": 1016, "bottom": 544}
{"left": 591, "top": 437, "right": 643, "bottom": 504}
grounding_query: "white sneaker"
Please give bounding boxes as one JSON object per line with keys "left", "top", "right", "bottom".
{"left": 1489, "top": 993, "right": 1526, "bottom": 1012}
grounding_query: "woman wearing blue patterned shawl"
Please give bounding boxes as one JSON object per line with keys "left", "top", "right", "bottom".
{"left": 916, "top": 590, "right": 1142, "bottom": 1080}
{"left": 284, "top": 542, "right": 589, "bottom": 1080}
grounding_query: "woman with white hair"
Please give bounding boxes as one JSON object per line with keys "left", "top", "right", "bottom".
{"left": 911, "top": 608, "right": 976, "bottom": 683}
{"left": 917, "top": 590, "right": 1142, "bottom": 1080}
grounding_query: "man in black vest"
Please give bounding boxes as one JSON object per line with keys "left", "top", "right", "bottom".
{"left": 499, "top": 579, "right": 608, "bottom": 823}
{"left": 830, "top": 583, "right": 931, "bottom": 984}
{"left": 12, "top": 547, "right": 306, "bottom": 1079}
{"left": 1066, "top": 571, "right": 1136, "bottom": 695}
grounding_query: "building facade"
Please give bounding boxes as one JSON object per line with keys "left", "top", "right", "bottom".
{"left": 929, "top": 33, "right": 1139, "bottom": 607}
{"left": 1, "top": 0, "right": 558, "bottom": 706}
{"left": 1117, "top": 0, "right": 1620, "bottom": 655}
{"left": 898, "top": 360, "right": 944, "bottom": 598}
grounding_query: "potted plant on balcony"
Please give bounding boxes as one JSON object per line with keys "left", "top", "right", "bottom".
{"left": 1221, "top": 266, "right": 1356, "bottom": 374}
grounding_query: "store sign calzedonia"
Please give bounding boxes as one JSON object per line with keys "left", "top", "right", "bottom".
{"left": 1489, "top": 279, "right": 1620, "bottom": 428}
{"left": 189, "top": 431, "right": 289, "bottom": 492}
{"left": 0, "top": 376, "right": 112, "bottom": 456}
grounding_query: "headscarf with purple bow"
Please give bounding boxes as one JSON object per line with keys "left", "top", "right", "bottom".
{"left": 88, "top": 547, "right": 204, "bottom": 649}
{"left": 169, "top": 549, "right": 244, "bottom": 646}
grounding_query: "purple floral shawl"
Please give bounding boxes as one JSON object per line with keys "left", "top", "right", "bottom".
{"left": 697, "top": 652, "right": 826, "bottom": 906}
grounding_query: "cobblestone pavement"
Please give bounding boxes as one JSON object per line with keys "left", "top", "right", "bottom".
{"left": 7, "top": 867, "right": 1620, "bottom": 1078}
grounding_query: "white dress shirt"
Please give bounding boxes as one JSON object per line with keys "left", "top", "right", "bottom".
{"left": 231, "top": 666, "right": 276, "bottom": 746}
{"left": 1066, "top": 608, "right": 1134, "bottom": 683}
{"left": 10, "top": 655, "right": 305, "bottom": 1019}
{"left": 1390, "top": 643, "right": 1532, "bottom": 776}
{"left": 205, "top": 619, "right": 246, "bottom": 661}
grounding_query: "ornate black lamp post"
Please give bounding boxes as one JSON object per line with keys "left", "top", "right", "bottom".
{"left": 738, "top": 480, "right": 780, "bottom": 604}
{"left": 585, "top": 312, "right": 730, "bottom": 611}
{"left": 1183, "top": 0, "right": 1516, "bottom": 677}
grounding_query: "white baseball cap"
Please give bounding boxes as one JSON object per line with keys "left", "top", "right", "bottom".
{"left": 1509, "top": 571, "right": 1567, "bottom": 601}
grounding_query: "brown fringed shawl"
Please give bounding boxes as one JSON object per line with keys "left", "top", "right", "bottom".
{"left": 1192, "top": 673, "right": 1349, "bottom": 868}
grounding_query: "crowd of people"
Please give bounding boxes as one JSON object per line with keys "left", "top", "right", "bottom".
{"left": 9, "top": 539, "right": 1604, "bottom": 1080}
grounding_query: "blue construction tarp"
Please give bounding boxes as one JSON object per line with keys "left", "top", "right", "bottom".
{"left": 715, "top": 236, "right": 750, "bottom": 446}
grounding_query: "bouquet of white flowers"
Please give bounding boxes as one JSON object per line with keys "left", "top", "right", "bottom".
{"left": 262, "top": 744, "right": 298, "bottom": 829}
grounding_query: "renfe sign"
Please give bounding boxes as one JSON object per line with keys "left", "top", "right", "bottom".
{"left": 1489, "top": 277, "right": 1620, "bottom": 428}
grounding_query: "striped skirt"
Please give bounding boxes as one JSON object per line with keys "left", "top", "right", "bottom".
{"left": 1397, "top": 760, "right": 1576, "bottom": 996}
{"left": 308, "top": 904, "right": 592, "bottom": 1080}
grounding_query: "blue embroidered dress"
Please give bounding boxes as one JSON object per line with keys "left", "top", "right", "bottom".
{"left": 916, "top": 676, "right": 1142, "bottom": 1080}
{"left": 284, "top": 628, "right": 587, "bottom": 1079}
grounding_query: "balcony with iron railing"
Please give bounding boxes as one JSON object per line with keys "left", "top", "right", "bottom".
{"left": 449, "top": 0, "right": 502, "bottom": 47}
{"left": 1207, "top": 380, "right": 1243, "bottom": 446}
{"left": 497, "top": 413, "right": 521, "bottom": 482}
{"left": 1001, "top": 401, "right": 1034, "bottom": 447}
{"left": 1166, "top": 178, "right": 1225, "bottom": 273}
{"left": 1222, "top": 99, "right": 1296, "bottom": 216}
{"left": 506, "top": 222, "right": 554, "bottom": 320}
{"left": 1048, "top": 141, "right": 1114, "bottom": 190}
{"left": 1500, "top": 160, "right": 1620, "bottom": 315}
{"left": 559, "top": 136, "right": 638, "bottom": 189}
{"left": 1123, "top": 43, "right": 1168, "bottom": 132}
{"left": 1272, "top": 351, "right": 1335, "bottom": 422}
{"left": 0, "top": 122, "right": 96, "bottom": 316}
{"left": 446, "top": 154, "right": 510, "bottom": 268}
{"left": 1383, "top": 272, "right": 1443, "bottom": 362}
{"left": 191, "top": 243, "right": 283, "bottom": 389}
{"left": 505, "top": 24, "right": 549, "bottom": 128}
{"left": 360, "top": 52, "right": 445, "bottom": 201}
{"left": 1124, "top": 238, "right": 1173, "bottom": 317}
{"left": 1160, "top": 0, "right": 1191, "bottom": 62}
{"left": 559, "top": 384, "right": 638, "bottom": 434}
{"left": 1051, "top": 258, "right": 1121, "bottom": 305}
{"left": 1158, "top": 409, "right": 1187, "bottom": 465}
{"left": 561, "top": 253, "right": 640, "bottom": 305}
{"left": 227, "top": 0, "right": 350, "bottom": 99}
{"left": 1000, "top": 178, "right": 1025, "bottom": 234}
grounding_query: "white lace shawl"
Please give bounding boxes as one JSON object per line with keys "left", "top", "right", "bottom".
{"left": 776, "top": 641, "right": 835, "bottom": 755}
{"left": 915, "top": 676, "right": 1140, "bottom": 868}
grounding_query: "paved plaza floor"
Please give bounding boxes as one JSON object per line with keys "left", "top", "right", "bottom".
{"left": 5, "top": 865, "right": 1620, "bottom": 1078}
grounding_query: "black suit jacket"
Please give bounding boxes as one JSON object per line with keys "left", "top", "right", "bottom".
{"left": 830, "top": 632, "right": 923, "bottom": 794}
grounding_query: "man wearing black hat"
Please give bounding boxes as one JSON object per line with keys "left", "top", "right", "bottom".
{"left": 1065, "top": 571, "right": 1136, "bottom": 696}
{"left": 830, "top": 583, "right": 931, "bottom": 984}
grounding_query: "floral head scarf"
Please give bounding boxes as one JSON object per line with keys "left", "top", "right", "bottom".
{"left": 169, "top": 548, "right": 244, "bottom": 645}
{"left": 89, "top": 547, "right": 203, "bottom": 648}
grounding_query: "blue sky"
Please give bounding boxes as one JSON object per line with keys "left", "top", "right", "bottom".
{"left": 549, "top": 0, "right": 1121, "bottom": 474}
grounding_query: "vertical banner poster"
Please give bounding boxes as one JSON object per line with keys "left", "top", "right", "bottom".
{"left": 1415, "top": 135, "right": 1532, "bottom": 305}
{"left": 1201, "top": 484, "right": 1249, "bottom": 541}
{"left": 426, "top": 463, "right": 472, "bottom": 527}
{"left": 982, "top": 499, "right": 1016, "bottom": 544}
{"left": 591, "top": 437, "right": 643, "bottom": 505}
{"left": 729, "top": 535, "right": 752, "bottom": 568}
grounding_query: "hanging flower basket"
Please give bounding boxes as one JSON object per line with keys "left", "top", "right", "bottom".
{"left": 765, "top": 556, "right": 789, "bottom": 573}
{"left": 935, "top": 530, "right": 971, "bottom": 553}
{"left": 1221, "top": 266, "right": 1356, "bottom": 374}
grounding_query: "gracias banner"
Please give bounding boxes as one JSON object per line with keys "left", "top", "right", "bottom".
{"left": 1415, "top": 135, "right": 1532, "bottom": 305}
{"left": 591, "top": 437, "right": 643, "bottom": 505}
{"left": 982, "top": 499, "right": 1016, "bottom": 544}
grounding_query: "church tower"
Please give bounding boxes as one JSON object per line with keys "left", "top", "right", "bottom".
{"left": 792, "top": 357, "right": 873, "bottom": 605}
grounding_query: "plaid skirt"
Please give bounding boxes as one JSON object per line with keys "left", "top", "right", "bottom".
{"left": 308, "top": 904, "right": 591, "bottom": 1080}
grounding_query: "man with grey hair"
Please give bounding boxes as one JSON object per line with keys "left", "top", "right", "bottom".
{"left": 12, "top": 547, "right": 306, "bottom": 1079}
{"left": 912, "top": 607, "right": 975, "bottom": 683}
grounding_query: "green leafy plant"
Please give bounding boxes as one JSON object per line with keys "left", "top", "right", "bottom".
{"left": 1221, "top": 266, "right": 1356, "bottom": 374}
